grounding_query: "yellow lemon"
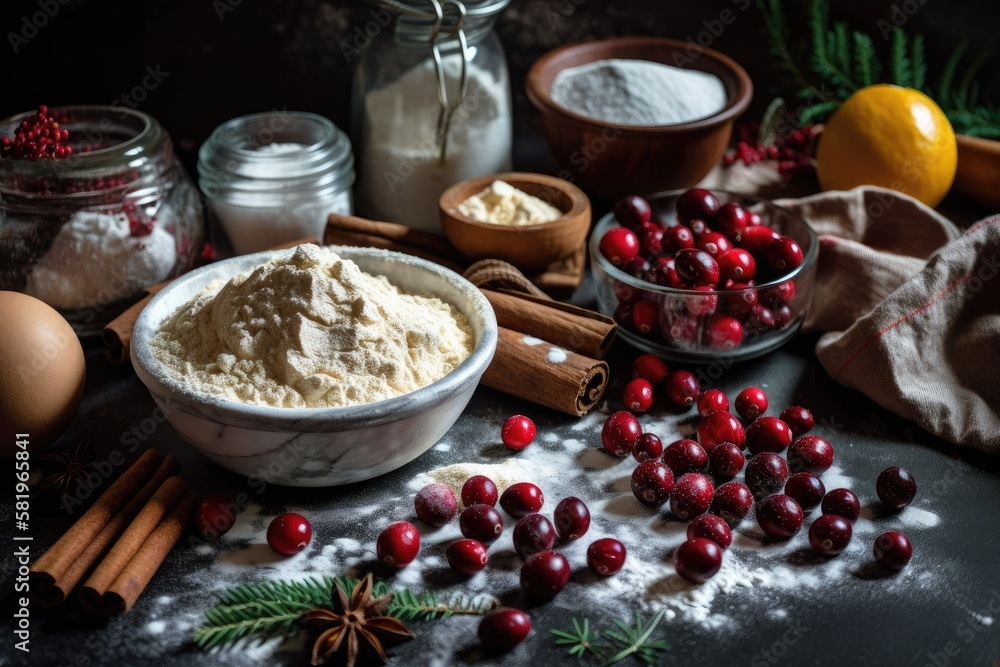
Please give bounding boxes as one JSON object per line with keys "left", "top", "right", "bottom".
{"left": 816, "top": 84, "right": 957, "bottom": 207}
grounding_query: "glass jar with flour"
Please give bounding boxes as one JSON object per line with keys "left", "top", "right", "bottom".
{"left": 198, "top": 111, "right": 355, "bottom": 256}
{"left": 352, "top": 0, "right": 512, "bottom": 232}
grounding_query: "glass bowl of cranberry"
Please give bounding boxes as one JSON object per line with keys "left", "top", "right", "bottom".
{"left": 590, "top": 188, "right": 818, "bottom": 363}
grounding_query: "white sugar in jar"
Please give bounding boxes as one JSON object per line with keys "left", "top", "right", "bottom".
{"left": 198, "top": 111, "right": 354, "bottom": 255}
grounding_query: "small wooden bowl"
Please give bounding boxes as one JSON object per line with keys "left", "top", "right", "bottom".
{"left": 439, "top": 172, "right": 591, "bottom": 272}
{"left": 955, "top": 134, "right": 1000, "bottom": 209}
{"left": 526, "top": 37, "right": 753, "bottom": 201}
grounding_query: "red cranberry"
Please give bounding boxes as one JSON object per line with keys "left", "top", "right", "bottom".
{"left": 766, "top": 236, "right": 804, "bottom": 275}
{"left": 788, "top": 435, "right": 835, "bottom": 474}
{"left": 587, "top": 538, "right": 627, "bottom": 575}
{"left": 745, "top": 303, "right": 776, "bottom": 333}
{"left": 711, "top": 481, "right": 754, "bottom": 525}
{"left": 520, "top": 551, "right": 571, "bottom": 600}
{"left": 512, "top": 513, "right": 556, "bottom": 559}
{"left": 640, "top": 221, "right": 665, "bottom": 255}
{"left": 632, "top": 432, "right": 664, "bottom": 462}
{"left": 631, "top": 354, "right": 670, "bottom": 384}
{"left": 500, "top": 482, "right": 544, "bottom": 518}
{"left": 765, "top": 280, "right": 796, "bottom": 306}
{"left": 873, "top": 531, "right": 912, "bottom": 571}
{"left": 697, "top": 389, "right": 729, "bottom": 416}
{"left": 501, "top": 415, "right": 536, "bottom": 451}
{"left": 479, "top": 609, "right": 531, "bottom": 653}
{"left": 662, "top": 439, "right": 708, "bottom": 475}
{"left": 808, "top": 515, "right": 852, "bottom": 556}
{"left": 722, "top": 283, "right": 758, "bottom": 318}
{"left": 688, "top": 218, "right": 709, "bottom": 236}
{"left": 675, "top": 248, "right": 720, "bottom": 286}
{"left": 649, "top": 256, "right": 685, "bottom": 288}
{"left": 630, "top": 300, "right": 659, "bottom": 334}
{"left": 673, "top": 538, "right": 723, "bottom": 584}
{"left": 708, "top": 442, "right": 745, "bottom": 479}
{"left": 697, "top": 410, "right": 746, "bottom": 452}
{"left": 460, "top": 504, "right": 504, "bottom": 541}
{"left": 631, "top": 460, "right": 675, "bottom": 507}
{"left": 624, "top": 256, "right": 651, "bottom": 279}
{"left": 666, "top": 370, "right": 701, "bottom": 408}
{"left": 196, "top": 492, "right": 239, "bottom": 540}
{"left": 662, "top": 311, "right": 699, "bottom": 344}
{"left": 779, "top": 406, "right": 814, "bottom": 436}
{"left": 876, "top": 466, "right": 917, "bottom": 510}
{"left": 739, "top": 225, "right": 780, "bottom": 254}
{"left": 599, "top": 227, "right": 639, "bottom": 266}
{"left": 685, "top": 285, "right": 719, "bottom": 317}
{"left": 670, "top": 473, "right": 715, "bottom": 521}
{"left": 745, "top": 416, "right": 793, "bottom": 455}
{"left": 734, "top": 387, "right": 768, "bottom": 420}
{"left": 623, "top": 378, "right": 654, "bottom": 413}
{"left": 662, "top": 224, "right": 695, "bottom": 253}
{"left": 613, "top": 194, "right": 652, "bottom": 230}
{"left": 414, "top": 483, "right": 458, "bottom": 527}
{"left": 462, "top": 475, "right": 499, "bottom": 507}
{"left": 756, "top": 494, "right": 804, "bottom": 539}
{"left": 601, "top": 411, "right": 642, "bottom": 457}
{"left": 686, "top": 514, "right": 733, "bottom": 549}
{"left": 784, "top": 472, "right": 826, "bottom": 511}
{"left": 553, "top": 497, "right": 590, "bottom": 540}
{"left": 376, "top": 520, "right": 420, "bottom": 567}
{"left": 821, "top": 488, "right": 861, "bottom": 522}
{"left": 704, "top": 314, "right": 744, "bottom": 349}
{"left": 717, "top": 248, "right": 756, "bottom": 282}
{"left": 676, "top": 188, "right": 721, "bottom": 223}
{"left": 745, "top": 452, "right": 789, "bottom": 500}
{"left": 715, "top": 202, "right": 750, "bottom": 241}
{"left": 266, "top": 513, "right": 312, "bottom": 556}
{"left": 774, "top": 304, "right": 794, "bottom": 328}
{"left": 695, "top": 231, "right": 733, "bottom": 259}
{"left": 447, "top": 539, "right": 488, "bottom": 575}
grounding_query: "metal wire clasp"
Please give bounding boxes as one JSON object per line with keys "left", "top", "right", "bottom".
{"left": 428, "top": 0, "right": 470, "bottom": 164}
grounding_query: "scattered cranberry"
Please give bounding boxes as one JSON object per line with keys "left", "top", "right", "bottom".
{"left": 512, "top": 514, "right": 556, "bottom": 559}
{"left": 630, "top": 300, "right": 659, "bottom": 334}
{"left": 375, "top": 520, "right": 419, "bottom": 567}
{"left": 673, "top": 537, "right": 723, "bottom": 584}
{"left": 784, "top": 472, "right": 826, "bottom": 511}
{"left": 697, "top": 410, "right": 746, "bottom": 452}
{"left": 662, "top": 224, "right": 695, "bottom": 253}
{"left": 665, "top": 370, "right": 701, "bottom": 408}
{"left": 703, "top": 314, "right": 744, "bottom": 349}
{"left": 717, "top": 248, "right": 756, "bottom": 282}
{"left": 501, "top": 415, "right": 536, "bottom": 451}
{"left": 708, "top": 442, "right": 745, "bottom": 479}
{"left": 779, "top": 406, "right": 814, "bottom": 436}
{"left": 745, "top": 452, "right": 789, "bottom": 500}
{"left": 745, "top": 416, "right": 793, "bottom": 455}
{"left": 414, "top": 483, "right": 458, "bottom": 527}
{"left": 623, "top": 378, "right": 654, "bottom": 413}
{"left": 687, "top": 514, "right": 733, "bottom": 549}
{"left": 601, "top": 411, "right": 642, "bottom": 457}
{"left": 632, "top": 432, "right": 664, "bottom": 462}
{"left": 809, "top": 514, "right": 852, "bottom": 556}
{"left": 460, "top": 504, "right": 504, "bottom": 541}
{"left": 734, "top": 387, "right": 768, "bottom": 420}
{"left": 631, "top": 354, "right": 670, "bottom": 384}
{"left": 876, "top": 466, "right": 917, "bottom": 510}
{"left": 631, "top": 461, "right": 675, "bottom": 507}
{"left": 821, "top": 488, "right": 861, "bottom": 522}
{"left": 715, "top": 202, "right": 750, "bottom": 241}
{"left": 670, "top": 473, "right": 715, "bottom": 521}
{"left": 500, "top": 482, "right": 544, "bottom": 518}
{"left": 613, "top": 194, "right": 652, "bottom": 230}
{"left": 788, "top": 435, "right": 835, "bottom": 474}
{"left": 711, "top": 481, "right": 754, "bottom": 525}
{"left": 873, "top": 531, "right": 912, "bottom": 571}
{"left": 599, "top": 227, "right": 640, "bottom": 266}
{"left": 695, "top": 231, "right": 733, "bottom": 259}
{"left": 697, "top": 389, "right": 729, "bottom": 416}
{"left": 447, "top": 539, "right": 489, "bottom": 575}
{"left": 196, "top": 493, "right": 239, "bottom": 541}
{"left": 462, "top": 475, "right": 499, "bottom": 507}
{"left": 766, "top": 237, "right": 804, "bottom": 274}
{"left": 756, "top": 494, "right": 804, "bottom": 539}
{"left": 675, "top": 248, "right": 720, "bottom": 286}
{"left": 266, "top": 513, "right": 312, "bottom": 556}
{"left": 520, "top": 551, "right": 571, "bottom": 600}
{"left": 479, "top": 609, "right": 532, "bottom": 653}
{"left": 553, "top": 497, "right": 590, "bottom": 540}
{"left": 587, "top": 538, "right": 627, "bottom": 575}
{"left": 662, "top": 439, "right": 708, "bottom": 475}
{"left": 676, "top": 188, "right": 721, "bottom": 223}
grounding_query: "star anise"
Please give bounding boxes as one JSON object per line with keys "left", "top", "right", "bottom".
{"left": 34, "top": 435, "right": 102, "bottom": 512}
{"left": 299, "top": 574, "right": 415, "bottom": 667}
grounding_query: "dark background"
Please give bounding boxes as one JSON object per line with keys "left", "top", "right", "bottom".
{"left": 3, "top": 0, "right": 999, "bottom": 176}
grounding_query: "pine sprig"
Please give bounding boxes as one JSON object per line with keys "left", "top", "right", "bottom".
{"left": 387, "top": 589, "right": 498, "bottom": 621}
{"left": 851, "top": 32, "right": 879, "bottom": 88}
{"left": 889, "top": 29, "right": 912, "bottom": 88}
{"left": 550, "top": 610, "right": 669, "bottom": 666}
{"left": 551, "top": 617, "right": 605, "bottom": 661}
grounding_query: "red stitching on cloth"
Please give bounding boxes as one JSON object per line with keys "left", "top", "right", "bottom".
{"left": 965, "top": 216, "right": 1000, "bottom": 236}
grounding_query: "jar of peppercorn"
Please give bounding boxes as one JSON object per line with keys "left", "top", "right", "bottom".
{"left": 0, "top": 105, "right": 204, "bottom": 336}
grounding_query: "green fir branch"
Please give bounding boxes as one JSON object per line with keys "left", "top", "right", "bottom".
{"left": 808, "top": 0, "right": 858, "bottom": 93}
{"left": 938, "top": 42, "right": 967, "bottom": 105}
{"left": 851, "top": 32, "right": 879, "bottom": 87}
{"left": 550, "top": 617, "right": 605, "bottom": 660}
{"left": 911, "top": 34, "right": 927, "bottom": 92}
{"left": 889, "top": 28, "right": 912, "bottom": 87}
{"left": 550, "top": 610, "right": 669, "bottom": 667}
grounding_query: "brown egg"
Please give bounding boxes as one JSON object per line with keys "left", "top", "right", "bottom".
{"left": 0, "top": 291, "right": 86, "bottom": 455}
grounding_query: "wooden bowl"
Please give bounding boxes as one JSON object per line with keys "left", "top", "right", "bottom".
{"left": 526, "top": 37, "right": 753, "bottom": 201}
{"left": 439, "top": 172, "right": 591, "bottom": 272}
{"left": 955, "top": 134, "right": 1000, "bottom": 209}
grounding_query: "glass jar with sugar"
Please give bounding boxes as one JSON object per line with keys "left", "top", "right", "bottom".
{"left": 198, "top": 111, "right": 355, "bottom": 255}
{"left": 352, "top": 0, "right": 512, "bottom": 232}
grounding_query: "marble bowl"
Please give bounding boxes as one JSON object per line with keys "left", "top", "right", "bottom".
{"left": 131, "top": 245, "right": 498, "bottom": 487}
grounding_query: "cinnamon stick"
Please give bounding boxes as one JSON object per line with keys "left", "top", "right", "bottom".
{"left": 325, "top": 228, "right": 465, "bottom": 273}
{"left": 482, "top": 327, "right": 609, "bottom": 416}
{"left": 31, "top": 454, "right": 179, "bottom": 607}
{"left": 326, "top": 213, "right": 464, "bottom": 265}
{"left": 82, "top": 490, "right": 196, "bottom": 615}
